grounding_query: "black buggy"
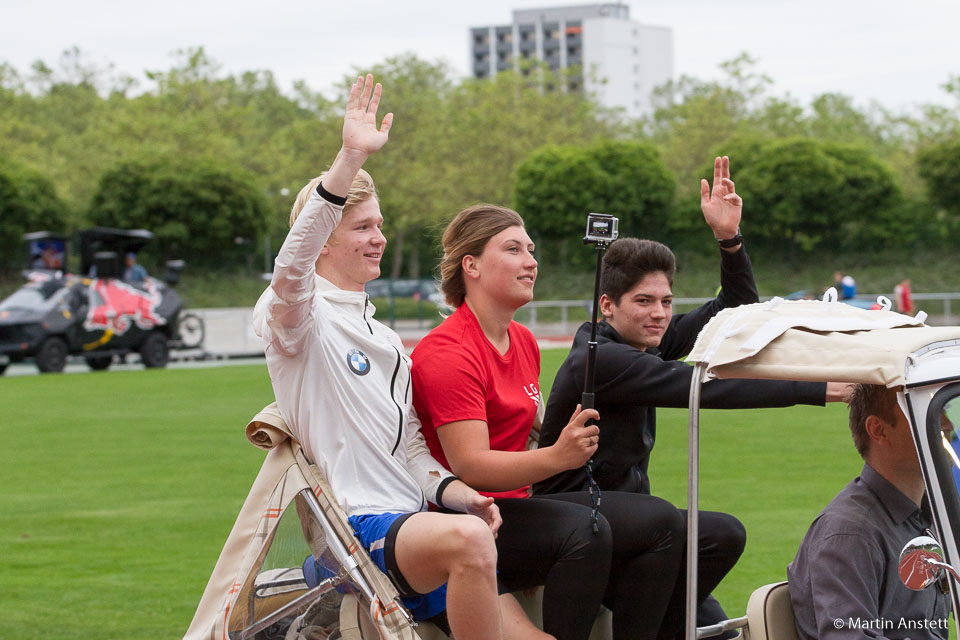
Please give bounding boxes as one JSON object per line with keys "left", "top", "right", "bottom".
{"left": 0, "top": 228, "right": 185, "bottom": 374}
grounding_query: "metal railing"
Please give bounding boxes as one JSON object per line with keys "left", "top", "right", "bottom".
{"left": 513, "top": 298, "right": 718, "bottom": 336}
{"left": 911, "top": 293, "right": 960, "bottom": 324}
{"left": 181, "top": 293, "right": 960, "bottom": 353}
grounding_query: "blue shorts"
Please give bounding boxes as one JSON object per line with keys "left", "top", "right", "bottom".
{"left": 347, "top": 511, "right": 447, "bottom": 621}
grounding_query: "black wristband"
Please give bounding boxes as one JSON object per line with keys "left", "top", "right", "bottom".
{"left": 316, "top": 182, "right": 347, "bottom": 206}
{"left": 716, "top": 231, "right": 743, "bottom": 249}
{"left": 436, "top": 475, "right": 460, "bottom": 508}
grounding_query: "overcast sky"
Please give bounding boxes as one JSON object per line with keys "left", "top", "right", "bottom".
{"left": 2, "top": 0, "right": 958, "bottom": 113}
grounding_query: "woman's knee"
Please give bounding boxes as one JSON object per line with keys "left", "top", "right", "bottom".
{"left": 582, "top": 512, "right": 613, "bottom": 563}
{"left": 610, "top": 496, "right": 685, "bottom": 560}
{"left": 639, "top": 497, "right": 686, "bottom": 543}
{"left": 549, "top": 509, "right": 612, "bottom": 567}
{"left": 663, "top": 504, "right": 687, "bottom": 540}
{"left": 701, "top": 512, "right": 746, "bottom": 557}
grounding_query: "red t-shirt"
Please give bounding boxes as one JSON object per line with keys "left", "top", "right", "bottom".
{"left": 411, "top": 304, "right": 541, "bottom": 499}
{"left": 896, "top": 283, "right": 914, "bottom": 314}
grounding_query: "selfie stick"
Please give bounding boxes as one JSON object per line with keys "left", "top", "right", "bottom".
{"left": 581, "top": 242, "right": 605, "bottom": 411}
{"left": 582, "top": 213, "right": 618, "bottom": 534}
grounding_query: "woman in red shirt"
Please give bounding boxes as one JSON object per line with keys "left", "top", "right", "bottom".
{"left": 411, "top": 204, "right": 686, "bottom": 640}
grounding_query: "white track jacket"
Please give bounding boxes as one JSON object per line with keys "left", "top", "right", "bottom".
{"left": 252, "top": 186, "right": 453, "bottom": 518}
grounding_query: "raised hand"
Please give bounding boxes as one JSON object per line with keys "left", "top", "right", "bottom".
{"left": 322, "top": 74, "right": 393, "bottom": 196}
{"left": 700, "top": 156, "right": 742, "bottom": 239}
{"left": 342, "top": 74, "right": 394, "bottom": 158}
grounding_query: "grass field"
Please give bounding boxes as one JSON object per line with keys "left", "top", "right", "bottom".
{"left": 1, "top": 354, "right": 865, "bottom": 639}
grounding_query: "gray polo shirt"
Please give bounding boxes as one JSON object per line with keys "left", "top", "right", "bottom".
{"left": 787, "top": 463, "right": 950, "bottom": 639}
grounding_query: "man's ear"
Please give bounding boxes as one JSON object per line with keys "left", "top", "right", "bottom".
{"left": 865, "top": 415, "right": 891, "bottom": 448}
{"left": 319, "top": 230, "right": 336, "bottom": 256}
{"left": 462, "top": 254, "right": 480, "bottom": 280}
{"left": 599, "top": 293, "right": 616, "bottom": 319}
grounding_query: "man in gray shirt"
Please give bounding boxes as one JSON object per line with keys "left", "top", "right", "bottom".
{"left": 787, "top": 384, "right": 950, "bottom": 639}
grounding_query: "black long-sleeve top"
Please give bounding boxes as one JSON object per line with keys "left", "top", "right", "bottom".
{"left": 533, "top": 245, "right": 827, "bottom": 496}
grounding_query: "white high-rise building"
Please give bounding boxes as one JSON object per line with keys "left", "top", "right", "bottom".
{"left": 469, "top": 3, "right": 673, "bottom": 118}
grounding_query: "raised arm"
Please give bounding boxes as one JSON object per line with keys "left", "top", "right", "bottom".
{"left": 658, "top": 156, "right": 751, "bottom": 357}
{"left": 323, "top": 74, "right": 393, "bottom": 196}
{"left": 265, "top": 75, "right": 393, "bottom": 353}
{"left": 700, "top": 155, "right": 743, "bottom": 252}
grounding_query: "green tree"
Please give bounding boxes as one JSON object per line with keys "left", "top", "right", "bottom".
{"left": 88, "top": 157, "right": 269, "bottom": 267}
{"left": 342, "top": 58, "right": 607, "bottom": 278}
{"left": 0, "top": 160, "right": 69, "bottom": 269}
{"left": 917, "top": 139, "right": 960, "bottom": 215}
{"left": 514, "top": 144, "right": 607, "bottom": 235}
{"left": 645, "top": 53, "right": 771, "bottom": 190}
{"left": 702, "top": 137, "right": 903, "bottom": 258}
{"left": 514, "top": 140, "right": 674, "bottom": 265}
{"left": 4, "top": 45, "right": 953, "bottom": 282}
{"left": 807, "top": 94, "right": 883, "bottom": 147}
{"left": 588, "top": 140, "right": 676, "bottom": 238}
{"left": 445, "top": 63, "right": 607, "bottom": 209}
{"left": 916, "top": 139, "right": 960, "bottom": 244}
{"left": 351, "top": 54, "right": 457, "bottom": 278}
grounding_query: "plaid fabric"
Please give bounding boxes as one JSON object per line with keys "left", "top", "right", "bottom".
{"left": 184, "top": 405, "right": 427, "bottom": 640}
{"left": 296, "top": 447, "right": 422, "bottom": 640}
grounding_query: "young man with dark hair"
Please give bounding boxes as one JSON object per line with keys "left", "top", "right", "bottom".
{"left": 787, "top": 384, "right": 950, "bottom": 640}
{"left": 534, "top": 157, "right": 851, "bottom": 638}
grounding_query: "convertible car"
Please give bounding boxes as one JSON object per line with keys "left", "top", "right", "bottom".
{"left": 183, "top": 295, "right": 960, "bottom": 640}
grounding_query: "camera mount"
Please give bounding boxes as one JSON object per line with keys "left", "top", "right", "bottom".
{"left": 581, "top": 213, "right": 619, "bottom": 533}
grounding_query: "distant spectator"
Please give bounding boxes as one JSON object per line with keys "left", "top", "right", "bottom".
{"left": 32, "top": 246, "right": 63, "bottom": 270}
{"left": 833, "top": 271, "right": 856, "bottom": 300}
{"left": 42, "top": 246, "right": 63, "bottom": 269}
{"left": 895, "top": 278, "right": 914, "bottom": 315}
{"left": 124, "top": 252, "right": 148, "bottom": 284}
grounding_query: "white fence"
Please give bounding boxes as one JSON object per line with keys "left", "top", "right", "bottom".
{"left": 911, "top": 293, "right": 960, "bottom": 324}
{"left": 182, "top": 307, "right": 263, "bottom": 358}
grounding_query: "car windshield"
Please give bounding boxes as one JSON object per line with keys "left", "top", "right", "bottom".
{"left": 0, "top": 286, "right": 61, "bottom": 312}
{"left": 927, "top": 385, "right": 960, "bottom": 575}
{"left": 939, "top": 397, "right": 960, "bottom": 500}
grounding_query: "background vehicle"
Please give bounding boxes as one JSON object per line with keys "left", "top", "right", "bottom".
{"left": 0, "top": 228, "right": 184, "bottom": 374}
{"left": 363, "top": 278, "right": 442, "bottom": 304}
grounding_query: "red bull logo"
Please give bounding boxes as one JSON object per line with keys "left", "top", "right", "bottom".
{"left": 84, "top": 278, "right": 166, "bottom": 334}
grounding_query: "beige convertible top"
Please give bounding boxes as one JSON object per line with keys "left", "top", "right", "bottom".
{"left": 687, "top": 298, "right": 960, "bottom": 387}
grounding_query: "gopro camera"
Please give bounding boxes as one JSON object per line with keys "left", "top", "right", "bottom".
{"left": 584, "top": 213, "right": 619, "bottom": 244}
